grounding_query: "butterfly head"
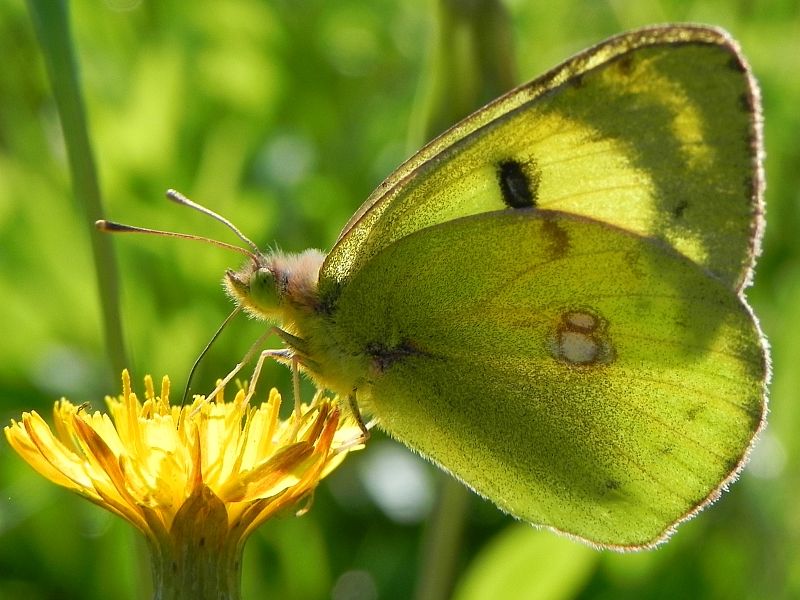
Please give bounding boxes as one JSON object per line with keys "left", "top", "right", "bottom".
{"left": 225, "top": 256, "right": 281, "bottom": 320}
{"left": 225, "top": 249, "right": 326, "bottom": 322}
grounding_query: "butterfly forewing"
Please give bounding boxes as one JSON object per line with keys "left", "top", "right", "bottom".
{"left": 320, "top": 26, "right": 762, "bottom": 304}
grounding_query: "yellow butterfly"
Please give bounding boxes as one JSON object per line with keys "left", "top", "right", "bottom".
{"left": 103, "top": 25, "right": 768, "bottom": 549}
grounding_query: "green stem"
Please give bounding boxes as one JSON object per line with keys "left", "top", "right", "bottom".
{"left": 408, "top": 0, "right": 516, "bottom": 146}
{"left": 151, "top": 485, "right": 243, "bottom": 600}
{"left": 410, "top": 1, "right": 516, "bottom": 599}
{"left": 26, "top": 0, "right": 127, "bottom": 377}
{"left": 414, "top": 475, "right": 471, "bottom": 600}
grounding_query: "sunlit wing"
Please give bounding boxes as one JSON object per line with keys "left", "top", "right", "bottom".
{"left": 320, "top": 26, "right": 762, "bottom": 305}
{"left": 327, "top": 210, "right": 766, "bottom": 547}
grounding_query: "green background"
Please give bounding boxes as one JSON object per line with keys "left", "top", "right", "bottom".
{"left": 0, "top": 0, "right": 797, "bottom": 598}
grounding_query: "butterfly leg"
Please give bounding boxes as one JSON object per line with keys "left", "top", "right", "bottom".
{"left": 237, "top": 343, "right": 309, "bottom": 439}
{"left": 348, "top": 392, "right": 371, "bottom": 443}
{"left": 240, "top": 347, "right": 294, "bottom": 406}
{"left": 193, "top": 328, "right": 289, "bottom": 415}
{"left": 292, "top": 355, "right": 302, "bottom": 420}
{"left": 328, "top": 392, "right": 371, "bottom": 454}
{"left": 285, "top": 355, "right": 306, "bottom": 440}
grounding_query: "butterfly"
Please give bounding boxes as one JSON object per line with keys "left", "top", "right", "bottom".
{"left": 102, "top": 24, "right": 768, "bottom": 549}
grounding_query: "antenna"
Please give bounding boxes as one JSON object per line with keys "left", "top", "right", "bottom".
{"left": 95, "top": 220, "right": 259, "bottom": 262}
{"left": 166, "top": 189, "right": 261, "bottom": 254}
{"left": 96, "top": 190, "right": 264, "bottom": 401}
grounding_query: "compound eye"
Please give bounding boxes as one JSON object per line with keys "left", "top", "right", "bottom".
{"left": 256, "top": 267, "right": 273, "bottom": 282}
{"left": 250, "top": 267, "right": 280, "bottom": 311}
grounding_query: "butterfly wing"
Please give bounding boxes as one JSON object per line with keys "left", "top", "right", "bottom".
{"left": 320, "top": 25, "right": 762, "bottom": 306}
{"left": 325, "top": 210, "right": 766, "bottom": 548}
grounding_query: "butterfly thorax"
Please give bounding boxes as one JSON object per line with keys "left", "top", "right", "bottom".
{"left": 225, "top": 248, "right": 375, "bottom": 399}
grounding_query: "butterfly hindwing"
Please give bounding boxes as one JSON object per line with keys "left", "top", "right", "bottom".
{"left": 326, "top": 210, "right": 765, "bottom": 547}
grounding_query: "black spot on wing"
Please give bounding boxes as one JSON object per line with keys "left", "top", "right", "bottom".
{"left": 615, "top": 54, "right": 635, "bottom": 76}
{"left": 739, "top": 92, "right": 754, "bottom": 113}
{"left": 497, "top": 159, "right": 539, "bottom": 209}
{"left": 685, "top": 404, "right": 702, "bottom": 421}
{"left": 567, "top": 73, "right": 585, "bottom": 89}
{"left": 672, "top": 199, "right": 689, "bottom": 219}
{"left": 727, "top": 55, "right": 746, "bottom": 74}
{"left": 540, "top": 214, "right": 570, "bottom": 260}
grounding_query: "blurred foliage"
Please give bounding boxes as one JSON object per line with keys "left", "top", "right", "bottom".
{"left": 1, "top": 0, "right": 798, "bottom": 599}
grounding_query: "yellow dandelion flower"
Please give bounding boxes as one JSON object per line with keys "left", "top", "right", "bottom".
{"left": 5, "top": 370, "right": 363, "bottom": 599}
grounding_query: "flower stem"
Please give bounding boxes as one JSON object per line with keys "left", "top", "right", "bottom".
{"left": 407, "top": 0, "right": 516, "bottom": 146}
{"left": 414, "top": 475, "right": 471, "bottom": 600}
{"left": 150, "top": 485, "right": 243, "bottom": 600}
{"left": 26, "top": 0, "right": 127, "bottom": 377}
